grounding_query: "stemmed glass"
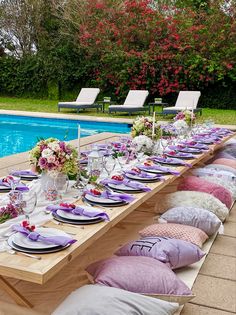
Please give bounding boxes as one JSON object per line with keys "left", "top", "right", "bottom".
{"left": 54, "top": 174, "right": 69, "bottom": 202}
{"left": 6, "top": 168, "right": 21, "bottom": 191}
{"left": 19, "top": 191, "right": 37, "bottom": 223}
{"left": 103, "top": 156, "right": 116, "bottom": 175}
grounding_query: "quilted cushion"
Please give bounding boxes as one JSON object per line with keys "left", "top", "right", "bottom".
{"left": 139, "top": 223, "right": 208, "bottom": 247}
{"left": 205, "top": 164, "right": 236, "bottom": 176}
{"left": 115, "top": 236, "right": 205, "bottom": 269}
{"left": 177, "top": 176, "right": 232, "bottom": 209}
{"left": 158, "top": 206, "right": 222, "bottom": 236}
{"left": 86, "top": 256, "right": 192, "bottom": 298}
{"left": 212, "top": 158, "right": 236, "bottom": 169}
{"left": 201, "top": 175, "right": 236, "bottom": 199}
{"left": 52, "top": 284, "right": 179, "bottom": 315}
{"left": 155, "top": 191, "right": 229, "bottom": 222}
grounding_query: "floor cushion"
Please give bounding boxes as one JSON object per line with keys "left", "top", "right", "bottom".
{"left": 205, "top": 164, "right": 236, "bottom": 176}
{"left": 212, "top": 158, "right": 236, "bottom": 170}
{"left": 52, "top": 284, "right": 179, "bottom": 315}
{"left": 177, "top": 176, "right": 232, "bottom": 209}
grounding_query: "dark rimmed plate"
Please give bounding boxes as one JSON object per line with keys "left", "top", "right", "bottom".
{"left": 165, "top": 152, "right": 195, "bottom": 160}
{"left": 83, "top": 195, "right": 127, "bottom": 207}
{"left": 52, "top": 212, "right": 104, "bottom": 225}
{"left": 0, "top": 186, "right": 11, "bottom": 193}
{"left": 107, "top": 182, "right": 144, "bottom": 194}
{"left": 124, "top": 172, "right": 163, "bottom": 182}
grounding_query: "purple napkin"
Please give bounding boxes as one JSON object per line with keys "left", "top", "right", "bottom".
{"left": 125, "top": 169, "right": 163, "bottom": 179}
{"left": 12, "top": 225, "right": 76, "bottom": 246}
{"left": 85, "top": 190, "right": 135, "bottom": 203}
{"left": 10, "top": 170, "right": 38, "bottom": 177}
{"left": 138, "top": 163, "right": 181, "bottom": 175}
{"left": 182, "top": 141, "right": 209, "bottom": 150}
{"left": 166, "top": 151, "right": 195, "bottom": 159}
{"left": 101, "top": 178, "right": 151, "bottom": 192}
{"left": 150, "top": 156, "right": 192, "bottom": 167}
{"left": 46, "top": 205, "right": 110, "bottom": 221}
{"left": 0, "top": 180, "right": 29, "bottom": 191}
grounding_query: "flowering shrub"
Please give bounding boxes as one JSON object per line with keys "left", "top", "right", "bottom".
{"left": 0, "top": 203, "right": 18, "bottom": 224}
{"left": 131, "top": 116, "right": 161, "bottom": 140}
{"left": 174, "top": 110, "right": 196, "bottom": 126}
{"left": 29, "top": 138, "right": 78, "bottom": 176}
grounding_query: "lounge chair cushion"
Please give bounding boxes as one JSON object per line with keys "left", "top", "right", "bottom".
{"left": 52, "top": 284, "right": 179, "bottom": 315}
{"left": 115, "top": 236, "right": 205, "bottom": 269}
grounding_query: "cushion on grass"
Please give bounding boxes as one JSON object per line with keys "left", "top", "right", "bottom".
{"left": 139, "top": 223, "right": 208, "bottom": 247}
{"left": 155, "top": 191, "right": 229, "bottom": 222}
{"left": 205, "top": 164, "right": 236, "bottom": 176}
{"left": 177, "top": 176, "right": 232, "bottom": 209}
{"left": 86, "top": 256, "right": 192, "bottom": 300}
{"left": 157, "top": 206, "right": 222, "bottom": 236}
{"left": 115, "top": 236, "right": 205, "bottom": 269}
{"left": 212, "top": 158, "right": 236, "bottom": 169}
{"left": 52, "top": 284, "right": 179, "bottom": 315}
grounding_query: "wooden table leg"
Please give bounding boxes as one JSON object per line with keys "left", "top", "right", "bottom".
{"left": 0, "top": 275, "right": 32, "bottom": 308}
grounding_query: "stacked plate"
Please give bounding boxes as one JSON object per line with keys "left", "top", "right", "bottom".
{"left": 84, "top": 193, "right": 128, "bottom": 207}
{"left": 124, "top": 171, "right": 162, "bottom": 182}
{"left": 150, "top": 157, "right": 185, "bottom": 166}
{"left": 52, "top": 206, "right": 105, "bottom": 225}
{"left": 0, "top": 185, "right": 11, "bottom": 193}
{"left": 165, "top": 152, "right": 195, "bottom": 160}
{"left": 105, "top": 181, "right": 147, "bottom": 193}
{"left": 7, "top": 228, "right": 71, "bottom": 254}
{"left": 178, "top": 147, "right": 202, "bottom": 154}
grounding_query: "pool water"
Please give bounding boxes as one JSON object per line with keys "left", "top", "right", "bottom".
{"left": 0, "top": 115, "right": 131, "bottom": 158}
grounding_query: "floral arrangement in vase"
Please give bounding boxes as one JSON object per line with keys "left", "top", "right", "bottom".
{"left": 131, "top": 116, "right": 161, "bottom": 140}
{"left": 29, "top": 138, "right": 78, "bottom": 176}
{"left": 174, "top": 110, "right": 196, "bottom": 126}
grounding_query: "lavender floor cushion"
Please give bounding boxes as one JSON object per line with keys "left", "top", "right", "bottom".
{"left": 158, "top": 206, "right": 222, "bottom": 236}
{"left": 115, "top": 236, "right": 205, "bottom": 269}
{"left": 52, "top": 284, "right": 179, "bottom": 315}
{"left": 156, "top": 191, "right": 229, "bottom": 222}
{"left": 212, "top": 158, "right": 236, "bottom": 170}
{"left": 177, "top": 176, "right": 232, "bottom": 209}
{"left": 86, "top": 256, "right": 192, "bottom": 297}
{"left": 139, "top": 223, "right": 208, "bottom": 247}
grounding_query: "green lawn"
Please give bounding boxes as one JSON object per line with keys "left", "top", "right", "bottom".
{"left": 0, "top": 96, "right": 235, "bottom": 125}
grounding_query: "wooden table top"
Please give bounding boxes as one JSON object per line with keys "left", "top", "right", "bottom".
{"left": 0, "top": 132, "right": 234, "bottom": 285}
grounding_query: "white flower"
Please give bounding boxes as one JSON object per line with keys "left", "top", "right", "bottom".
{"left": 41, "top": 148, "right": 53, "bottom": 158}
{"left": 48, "top": 142, "right": 60, "bottom": 152}
{"left": 132, "top": 135, "right": 153, "bottom": 152}
{"left": 173, "top": 120, "right": 188, "bottom": 130}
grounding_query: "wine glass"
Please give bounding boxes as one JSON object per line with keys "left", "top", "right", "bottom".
{"left": 103, "top": 156, "right": 116, "bottom": 175}
{"left": 20, "top": 191, "right": 37, "bottom": 223}
{"left": 117, "top": 154, "right": 128, "bottom": 170}
{"left": 6, "top": 168, "right": 21, "bottom": 191}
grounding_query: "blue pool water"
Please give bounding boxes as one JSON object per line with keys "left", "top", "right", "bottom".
{"left": 0, "top": 114, "right": 131, "bottom": 158}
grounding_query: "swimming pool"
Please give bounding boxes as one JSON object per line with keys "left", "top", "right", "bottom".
{"left": 0, "top": 114, "right": 131, "bottom": 158}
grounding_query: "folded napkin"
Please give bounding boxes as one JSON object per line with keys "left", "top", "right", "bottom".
{"left": 124, "top": 169, "right": 163, "bottom": 179}
{"left": 140, "top": 162, "right": 181, "bottom": 174}
{"left": 85, "top": 190, "right": 135, "bottom": 203}
{"left": 0, "top": 179, "right": 29, "bottom": 191}
{"left": 12, "top": 225, "right": 76, "bottom": 246}
{"left": 46, "top": 204, "right": 110, "bottom": 221}
{"left": 101, "top": 178, "right": 151, "bottom": 192}
{"left": 10, "top": 170, "right": 38, "bottom": 177}
{"left": 166, "top": 151, "right": 195, "bottom": 159}
{"left": 182, "top": 141, "right": 209, "bottom": 150}
{"left": 150, "top": 156, "right": 192, "bottom": 167}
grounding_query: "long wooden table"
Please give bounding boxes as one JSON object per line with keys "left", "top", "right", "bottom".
{"left": 0, "top": 132, "right": 235, "bottom": 310}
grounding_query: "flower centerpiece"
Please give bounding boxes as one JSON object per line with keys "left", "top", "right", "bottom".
{"left": 174, "top": 110, "right": 196, "bottom": 127}
{"left": 29, "top": 138, "right": 78, "bottom": 177}
{"left": 131, "top": 116, "right": 162, "bottom": 140}
{"left": 0, "top": 203, "right": 18, "bottom": 224}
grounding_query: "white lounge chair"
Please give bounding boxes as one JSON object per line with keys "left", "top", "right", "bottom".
{"left": 109, "top": 90, "right": 149, "bottom": 115}
{"left": 58, "top": 88, "right": 101, "bottom": 112}
{"left": 162, "top": 91, "right": 202, "bottom": 115}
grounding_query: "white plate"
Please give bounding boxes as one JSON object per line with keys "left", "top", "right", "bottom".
{"left": 107, "top": 183, "right": 136, "bottom": 191}
{"left": 125, "top": 173, "right": 160, "bottom": 181}
{"left": 0, "top": 185, "right": 11, "bottom": 191}
{"left": 85, "top": 193, "right": 123, "bottom": 205}
{"left": 56, "top": 206, "right": 102, "bottom": 221}
{"left": 11, "top": 228, "right": 70, "bottom": 250}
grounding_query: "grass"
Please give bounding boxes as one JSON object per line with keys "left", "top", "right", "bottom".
{"left": 0, "top": 96, "right": 235, "bottom": 125}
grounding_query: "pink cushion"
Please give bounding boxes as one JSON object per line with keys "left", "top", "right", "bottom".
{"left": 86, "top": 256, "right": 192, "bottom": 296}
{"left": 212, "top": 158, "right": 236, "bottom": 169}
{"left": 177, "top": 176, "right": 232, "bottom": 209}
{"left": 139, "top": 223, "right": 208, "bottom": 247}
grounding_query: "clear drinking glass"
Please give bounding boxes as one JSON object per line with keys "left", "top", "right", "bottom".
{"left": 20, "top": 191, "right": 37, "bottom": 222}
{"left": 103, "top": 156, "right": 116, "bottom": 175}
{"left": 54, "top": 173, "right": 69, "bottom": 201}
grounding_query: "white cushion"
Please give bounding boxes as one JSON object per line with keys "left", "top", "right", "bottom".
{"left": 52, "top": 284, "right": 179, "bottom": 315}
{"left": 76, "top": 88, "right": 100, "bottom": 104}
{"left": 175, "top": 91, "right": 201, "bottom": 109}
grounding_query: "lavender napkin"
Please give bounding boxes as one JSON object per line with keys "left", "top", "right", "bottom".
{"left": 85, "top": 190, "right": 135, "bottom": 203}
{"left": 0, "top": 180, "right": 29, "bottom": 191}
{"left": 139, "top": 162, "right": 181, "bottom": 174}
{"left": 46, "top": 205, "right": 110, "bottom": 221}
{"left": 182, "top": 141, "right": 209, "bottom": 150}
{"left": 12, "top": 225, "right": 76, "bottom": 246}
{"left": 150, "top": 156, "right": 192, "bottom": 167}
{"left": 10, "top": 170, "right": 38, "bottom": 177}
{"left": 125, "top": 169, "right": 163, "bottom": 179}
{"left": 101, "top": 178, "right": 151, "bottom": 192}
